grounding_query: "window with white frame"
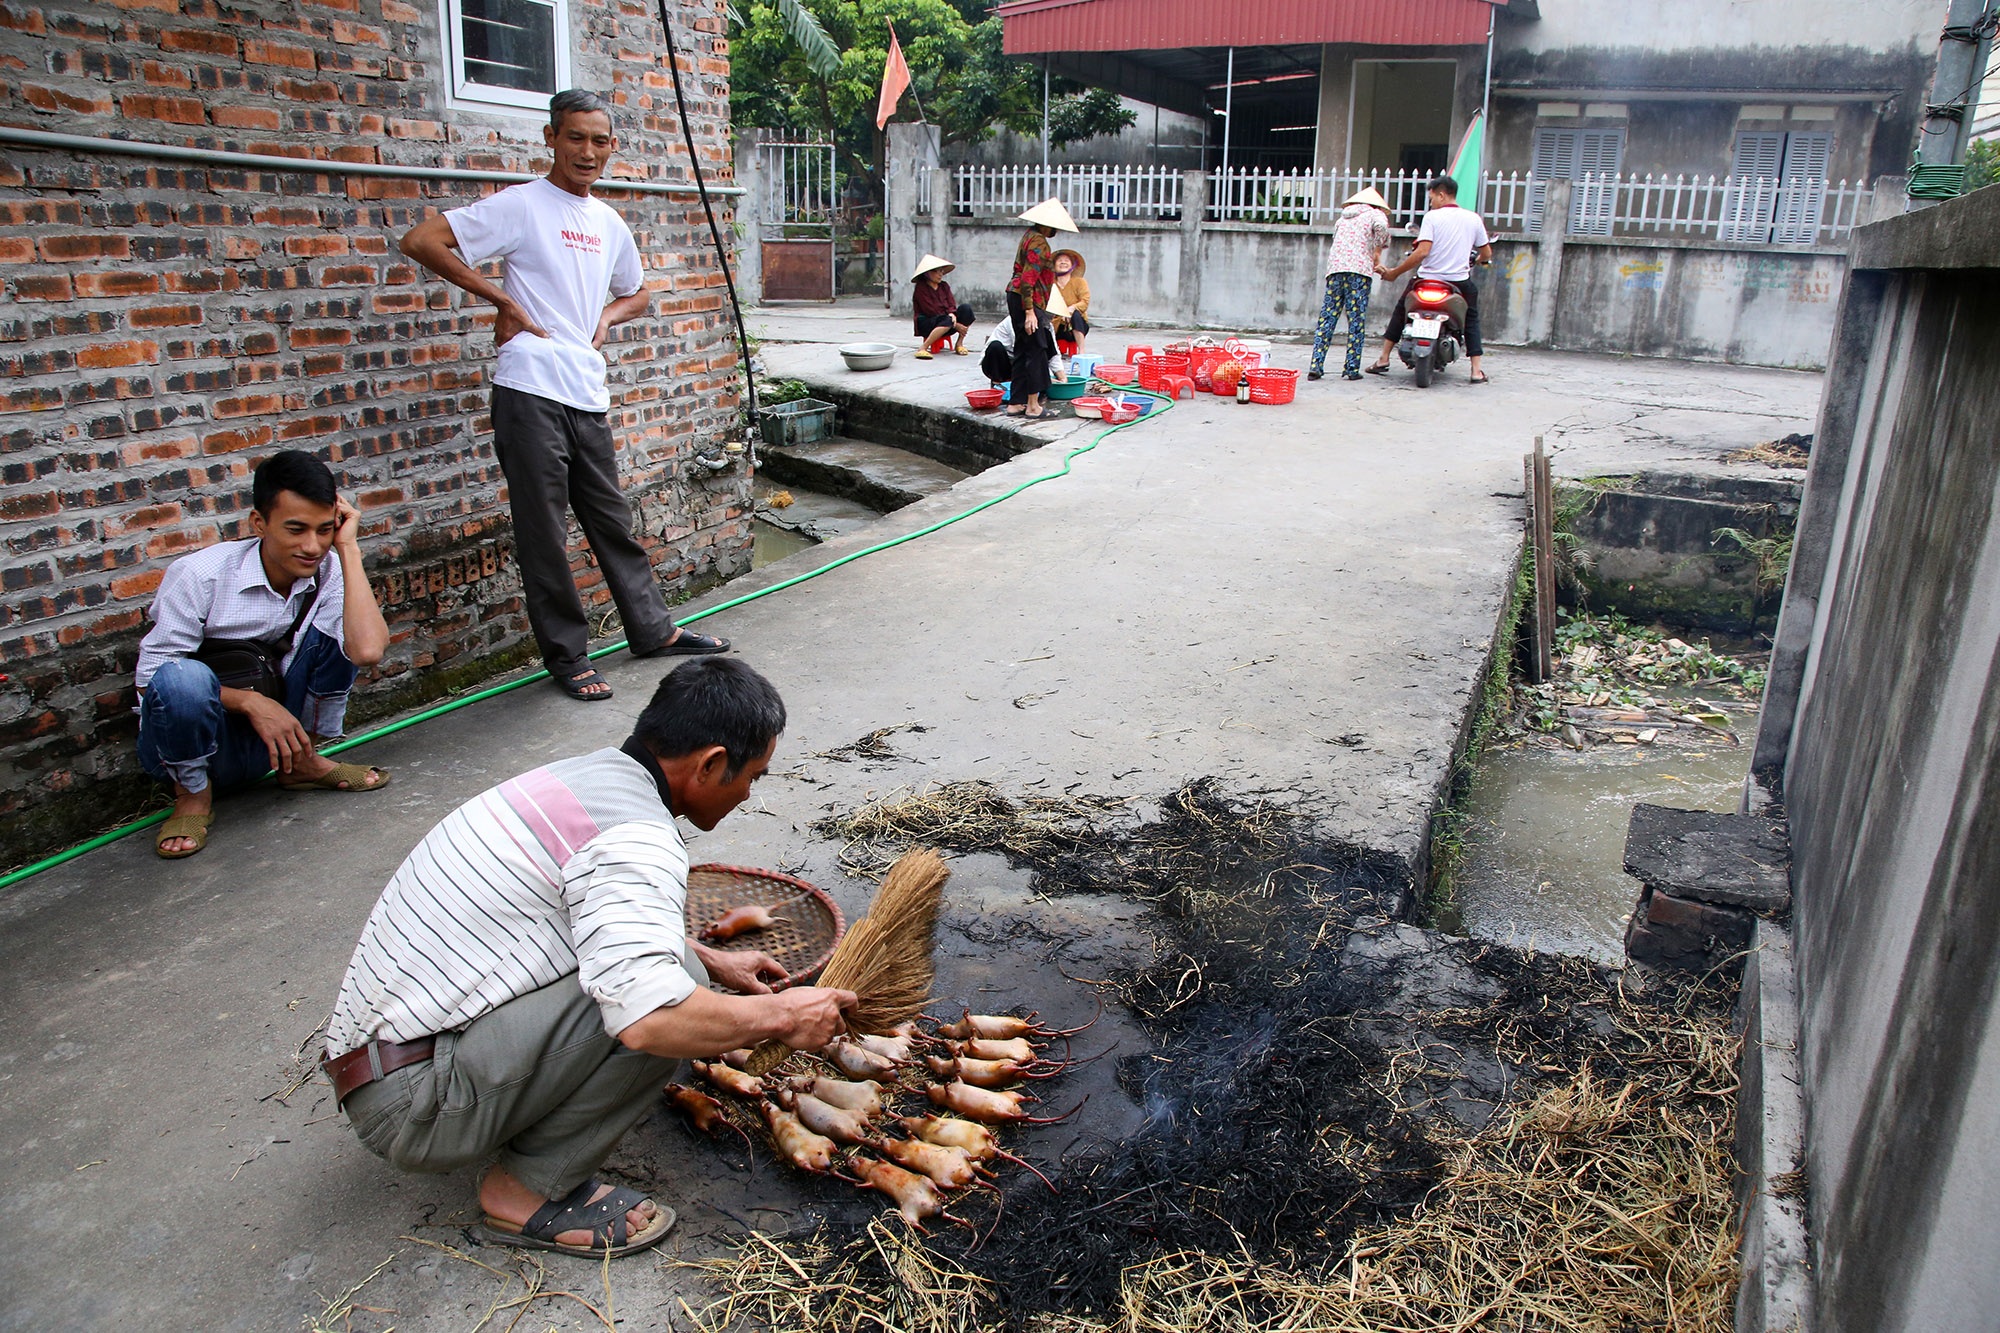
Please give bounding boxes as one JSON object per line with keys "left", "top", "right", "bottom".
{"left": 442, "top": 0, "right": 571, "bottom": 113}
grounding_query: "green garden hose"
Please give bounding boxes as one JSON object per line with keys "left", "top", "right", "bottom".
{"left": 0, "top": 391, "right": 1175, "bottom": 892}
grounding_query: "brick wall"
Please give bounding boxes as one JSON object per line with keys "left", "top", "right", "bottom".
{"left": 0, "top": 0, "right": 751, "bottom": 867}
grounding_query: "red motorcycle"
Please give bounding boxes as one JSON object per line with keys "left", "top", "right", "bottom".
{"left": 1396, "top": 278, "right": 1469, "bottom": 388}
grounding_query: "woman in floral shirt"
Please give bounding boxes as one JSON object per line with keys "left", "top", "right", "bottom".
{"left": 1309, "top": 187, "right": 1392, "bottom": 381}
{"left": 1005, "top": 198, "right": 1077, "bottom": 418}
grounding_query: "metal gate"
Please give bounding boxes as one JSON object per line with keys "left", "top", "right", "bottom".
{"left": 753, "top": 131, "right": 837, "bottom": 302}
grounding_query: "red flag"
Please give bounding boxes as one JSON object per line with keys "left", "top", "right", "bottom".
{"left": 876, "top": 23, "right": 911, "bottom": 130}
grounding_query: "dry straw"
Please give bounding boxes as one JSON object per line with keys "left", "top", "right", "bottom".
{"left": 747, "top": 847, "right": 949, "bottom": 1074}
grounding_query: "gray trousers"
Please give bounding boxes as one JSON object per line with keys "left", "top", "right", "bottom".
{"left": 342, "top": 953, "right": 705, "bottom": 1200}
{"left": 490, "top": 385, "right": 677, "bottom": 679}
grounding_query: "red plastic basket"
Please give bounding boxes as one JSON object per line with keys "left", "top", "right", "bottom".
{"left": 1187, "top": 346, "right": 1229, "bottom": 390}
{"left": 1245, "top": 368, "right": 1299, "bottom": 405}
{"left": 1137, "top": 353, "right": 1191, "bottom": 392}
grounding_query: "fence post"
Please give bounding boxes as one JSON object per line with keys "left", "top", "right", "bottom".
{"left": 1527, "top": 178, "right": 1570, "bottom": 346}
{"left": 928, "top": 166, "right": 952, "bottom": 266}
{"left": 885, "top": 123, "right": 940, "bottom": 317}
{"left": 1861, "top": 176, "right": 1908, "bottom": 226}
{"left": 733, "top": 129, "right": 765, "bottom": 306}
{"left": 1179, "top": 169, "right": 1207, "bottom": 328}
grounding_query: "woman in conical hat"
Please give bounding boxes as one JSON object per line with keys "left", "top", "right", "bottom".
{"left": 1004, "top": 198, "right": 1077, "bottom": 418}
{"left": 1049, "top": 248, "right": 1091, "bottom": 355}
{"left": 910, "top": 254, "right": 974, "bottom": 358}
{"left": 1308, "top": 187, "right": 1391, "bottom": 382}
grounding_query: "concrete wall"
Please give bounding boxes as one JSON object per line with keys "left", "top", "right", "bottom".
{"left": 1748, "top": 184, "right": 2000, "bottom": 1331}
{"left": 912, "top": 210, "right": 1846, "bottom": 370}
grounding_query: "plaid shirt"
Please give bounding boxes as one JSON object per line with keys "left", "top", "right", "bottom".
{"left": 1007, "top": 231, "right": 1056, "bottom": 308}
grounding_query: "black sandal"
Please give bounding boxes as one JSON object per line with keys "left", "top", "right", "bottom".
{"left": 556, "top": 666, "right": 615, "bottom": 701}
{"left": 1364, "top": 364, "right": 1390, "bottom": 376}
{"left": 479, "top": 1180, "right": 676, "bottom": 1258}
{"left": 634, "top": 628, "right": 730, "bottom": 657}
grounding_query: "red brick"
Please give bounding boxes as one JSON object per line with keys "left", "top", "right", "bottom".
{"left": 330, "top": 19, "right": 387, "bottom": 45}
{"left": 211, "top": 394, "right": 283, "bottom": 419}
{"left": 380, "top": 0, "right": 418, "bottom": 19}
{"left": 13, "top": 275, "right": 74, "bottom": 301}
{"left": 140, "top": 60, "right": 194, "bottom": 89}
{"left": 158, "top": 28, "right": 239, "bottom": 56}
{"left": 39, "top": 235, "right": 131, "bottom": 262}
{"left": 73, "top": 272, "right": 160, "bottom": 298}
{"left": 283, "top": 234, "right": 350, "bottom": 257}
{"left": 22, "top": 84, "right": 113, "bottom": 115}
{"left": 288, "top": 327, "right": 353, "bottom": 348}
{"left": 243, "top": 39, "right": 316, "bottom": 70}
{"left": 386, "top": 118, "right": 442, "bottom": 139}
{"left": 218, "top": 236, "right": 263, "bottom": 260}
{"left": 201, "top": 425, "right": 275, "bottom": 453}
{"left": 210, "top": 105, "right": 281, "bottom": 131}
{"left": 118, "top": 93, "right": 205, "bottom": 125}
{"left": 0, "top": 238, "right": 32, "bottom": 263}
{"left": 0, "top": 2, "right": 47, "bottom": 33}
{"left": 77, "top": 341, "right": 160, "bottom": 370}
{"left": 129, "top": 304, "right": 204, "bottom": 329}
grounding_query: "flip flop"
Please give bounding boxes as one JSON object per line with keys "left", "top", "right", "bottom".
{"left": 155, "top": 812, "right": 212, "bottom": 859}
{"left": 634, "top": 628, "right": 730, "bottom": 657}
{"left": 280, "top": 761, "right": 391, "bottom": 792}
{"left": 954, "top": 346, "right": 970, "bottom": 355}
{"left": 914, "top": 349, "right": 934, "bottom": 360}
{"left": 556, "top": 666, "right": 615, "bottom": 701}
{"left": 1470, "top": 373, "right": 1491, "bottom": 385}
{"left": 1364, "top": 365, "right": 1390, "bottom": 376}
{"left": 480, "top": 1180, "right": 676, "bottom": 1259}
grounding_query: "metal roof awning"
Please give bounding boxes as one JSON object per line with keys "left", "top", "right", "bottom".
{"left": 997, "top": 0, "right": 1499, "bottom": 56}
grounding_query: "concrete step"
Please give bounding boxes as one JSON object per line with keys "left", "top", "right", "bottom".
{"left": 752, "top": 475, "right": 883, "bottom": 543}
{"left": 757, "top": 435, "right": 970, "bottom": 514}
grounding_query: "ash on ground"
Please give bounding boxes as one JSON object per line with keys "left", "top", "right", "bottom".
{"left": 671, "top": 780, "right": 1739, "bottom": 1332}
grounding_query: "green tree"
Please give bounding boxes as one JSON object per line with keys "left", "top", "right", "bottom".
{"left": 1967, "top": 137, "right": 2000, "bottom": 191}
{"left": 730, "top": 0, "right": 1132, "bottom": 201}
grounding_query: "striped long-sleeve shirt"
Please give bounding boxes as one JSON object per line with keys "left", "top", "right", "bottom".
{"left": 325, "top": 742, "right": 697, "bottom": 1059}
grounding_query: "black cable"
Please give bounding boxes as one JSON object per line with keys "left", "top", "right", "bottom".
{"left": 655, "top": 0, "right": 760, "bottom": 446}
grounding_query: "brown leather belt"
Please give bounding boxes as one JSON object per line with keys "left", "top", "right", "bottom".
{"left": 323, "top": 1036, "right": 436, "bottom": 1104}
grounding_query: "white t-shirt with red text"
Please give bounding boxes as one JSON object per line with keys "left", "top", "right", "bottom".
{"left": 445, "top": 177, "right": 645, "bottom": 413}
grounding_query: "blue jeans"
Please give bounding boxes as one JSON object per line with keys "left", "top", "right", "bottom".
{"left": 137, "top": 627, "right": 358, "bottom": 794}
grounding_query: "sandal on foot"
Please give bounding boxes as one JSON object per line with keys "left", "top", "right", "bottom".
{"left": 1469, "top": 373, "right": 1491, "bottom": 385}
{"left": 280, "top": 761, "right": 391, "bottom": 793}
{"left": 914, "top": 349, "right": 934, "bottom": 360}
{"left": 1364, "top": 364, "right": 1390, "bottom": 376}
{"left": 556, "top": 666, "right": 615, "bottom": 701}
{"left": 480, "top": 1180, "right": 676, "bottom": 1259}
{"left": 954, "top": 346, "right": 970, "bottom": 355}
{"left": 155, "top": 812, "right": 212, "bottom": 860}
{"left": 634, "top": 628, "right": 729, "bottom": 658}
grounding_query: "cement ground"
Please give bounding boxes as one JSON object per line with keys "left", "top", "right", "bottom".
{"left": 0, "top": 303, "right": 1820, "bottom": 1331}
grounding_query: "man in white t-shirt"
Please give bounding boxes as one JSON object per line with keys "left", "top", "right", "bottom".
{"left": 1366, "top": 176, "right": 1494, "bottom": 384}
{"left": 399, "top": 89, "right": 728, "bottom": 704}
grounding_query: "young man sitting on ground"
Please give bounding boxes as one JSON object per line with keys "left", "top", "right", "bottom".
{"left": 136, "top": 450, "right": 391, "bottom": 859}
{"left": 323, "top": 657, "right": 855, "bottom": 1259}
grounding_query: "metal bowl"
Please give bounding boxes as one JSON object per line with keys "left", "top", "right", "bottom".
{"left": 838, "top": 342, "right": 899, "bottom": 372}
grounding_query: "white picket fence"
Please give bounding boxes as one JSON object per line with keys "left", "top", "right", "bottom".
{"left": 938, "top": 164, "right": 1872, "bottom": 247}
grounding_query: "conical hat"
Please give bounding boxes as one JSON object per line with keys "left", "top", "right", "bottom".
{"left": 1053, "top": 248, "right": 1086, "bottom": 276}
{"left": 1017, "top": 197, "right": 1079, "bottom": 233}
{"left": 1343, "top": 187, "right": 1390, "bottom": 210}
{"left": 910, "top": 253, "right": 955, "bottom": 281}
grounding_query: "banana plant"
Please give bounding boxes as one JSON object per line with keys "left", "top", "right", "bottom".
{"left": 727, "top": 0, "right": 841, "bottom": 78}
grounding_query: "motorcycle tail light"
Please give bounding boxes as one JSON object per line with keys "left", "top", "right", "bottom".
{"left": 1413, "top": 282, "right": 1452, "bottom": 305}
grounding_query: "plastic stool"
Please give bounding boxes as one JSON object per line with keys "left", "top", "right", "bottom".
{"left": 1160, "top": 374, "right": 1195, "bottom": 400}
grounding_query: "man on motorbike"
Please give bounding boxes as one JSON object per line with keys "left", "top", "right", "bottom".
{"left": 1366, "top": 176, "right": 1493, "bottom": 384}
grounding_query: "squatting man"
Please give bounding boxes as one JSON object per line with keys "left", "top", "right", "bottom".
{"left": 323, "top": 657, "right": 855, "bottom": 1256}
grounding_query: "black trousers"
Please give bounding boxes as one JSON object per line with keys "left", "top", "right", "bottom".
{"left": 915, "top": 303, "right": 975, "bottom": 338}
{"left": 1006, "top": 291, "right": 1056, "bottom": 397}
{"left": 489, "top": 385, "right": 676, "bottom": 677}
{"left": 1385, "top": 276, "right": 1482, "bottom": 357}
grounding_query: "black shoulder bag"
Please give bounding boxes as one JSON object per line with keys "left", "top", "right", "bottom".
{"left": 190, "top": 577, "right": 322, "bottom": 701}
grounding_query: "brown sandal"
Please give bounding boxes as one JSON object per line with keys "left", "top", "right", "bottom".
{"left": 279, "top": 761, "right": 392, "bottom": 792}
{"left": 155, "top": 812, "right": 213, "bottom": 859}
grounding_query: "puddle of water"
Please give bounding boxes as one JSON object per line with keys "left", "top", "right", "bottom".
{"left": 1453, "top": 714, "right": 1755, "bottom": 964}
{"left": 753, "top": 518, "right": 817, "bottom": 568}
